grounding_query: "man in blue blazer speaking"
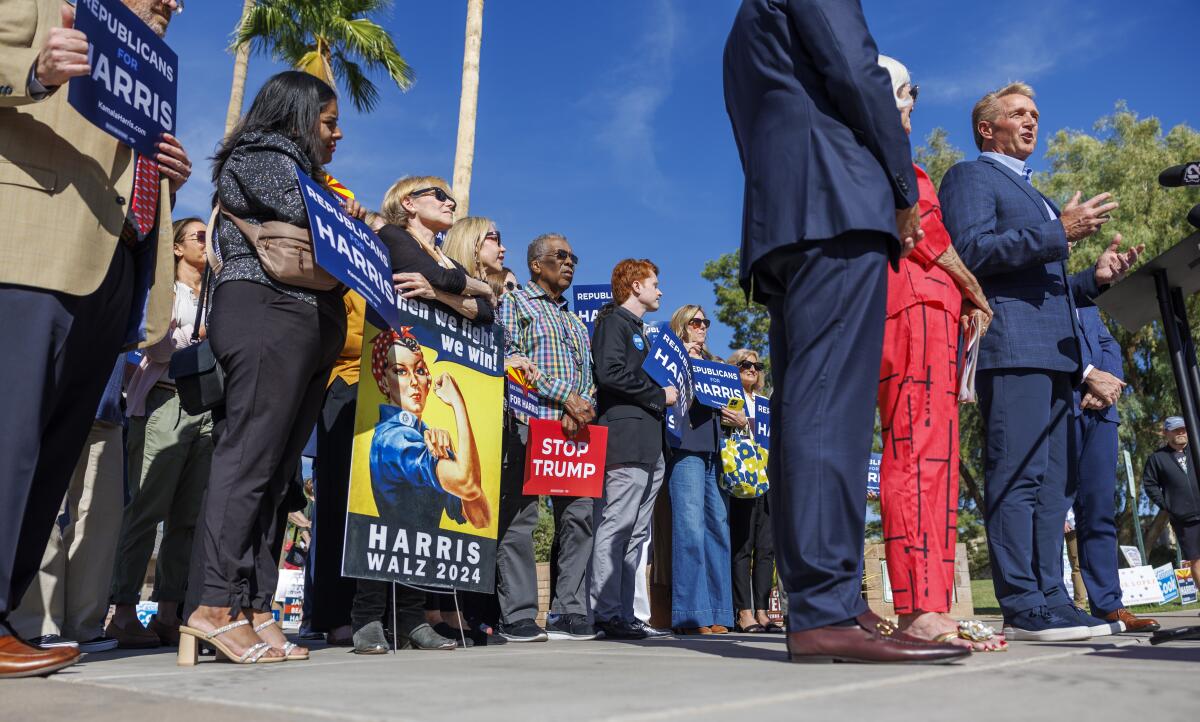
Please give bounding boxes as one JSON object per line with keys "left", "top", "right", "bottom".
{"left": 939, "top": 82, "right": 1143, "bottom": 641}
{"left": 724, "top": 0, "right": 966, "bottom": 663}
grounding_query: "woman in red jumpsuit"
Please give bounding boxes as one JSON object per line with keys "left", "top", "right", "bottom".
{"left": 875, "top": 56, "right": 1001, "bottom": 651}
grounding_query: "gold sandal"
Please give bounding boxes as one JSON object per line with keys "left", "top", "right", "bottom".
{"left": 934, "top": 619, "right": 1008, "bottom": 652}
{"left": 178, "top": 620, "right": 283, "bottom": 665}
{"left": 254, "top": 619, "right": 309, "bottom": 660}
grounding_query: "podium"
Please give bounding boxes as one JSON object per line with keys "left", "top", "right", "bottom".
{"left": 1094, "top": 231, "right": 1200, "bottom": 505}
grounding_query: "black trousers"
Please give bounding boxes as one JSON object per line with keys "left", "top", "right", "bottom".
{"left": 351, "top": 580, "right": 427, "bottom": 635}
{"left": 308, "top": 377, "right": 358, "bottom": 632}
{"left": 186, "top": 281, "right": 344, "bottom": 613}
{"left": 0, "top": 245, "right": 133, "bottom": 632}
{"left": 729, "top": 495, "right": 775, "bottom": 612}
{"left": 754, "top": 233, "right": 890, "bottom": 631}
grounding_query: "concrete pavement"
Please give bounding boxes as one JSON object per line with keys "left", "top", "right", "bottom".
{"left": 5, "top": 612, "right": 1199, "bottom": 722}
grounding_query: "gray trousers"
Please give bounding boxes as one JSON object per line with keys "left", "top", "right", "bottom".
{"left": 495, "top": 423, "right": 594, "bottom": 623}
{"left": 590, "top": 455, "right": 665, "bottom": 623}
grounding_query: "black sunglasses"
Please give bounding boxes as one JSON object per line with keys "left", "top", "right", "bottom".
{"left": 504, "top": 281, "right": 517, "bottom": 291}
{"left": 484, "top": 231, "right": 502, "bottom": 245}
{"left": 688, "top": 317, "right": 711, "bottom": 329}
{"left": 410, "top": 187, "right": 457, "bottom": 208}
{"left": 739, "top": 360, "right": 765, "bottom": 371}
{"left": 540, "top": 249, "right": 579, "bottom": 265}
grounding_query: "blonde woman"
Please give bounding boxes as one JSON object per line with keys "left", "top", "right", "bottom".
{"left": 442, "top": 216, "right": 507, "bottom": 298}
{"left": 724, "top": 348, "right": 781, "bottom": 633}
{"left": 664, "top": 305, "right": 744, "bottom": 635}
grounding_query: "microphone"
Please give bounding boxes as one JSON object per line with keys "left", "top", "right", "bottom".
{"left": 1159, "top": 162, "right": 1200, "bottom": 187}
{"left": 1189, "top": 203, "right": 1200, "bottom": 231}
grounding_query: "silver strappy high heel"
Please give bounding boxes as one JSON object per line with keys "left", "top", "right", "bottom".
{"left": 177, "top": 619, "right": 282, "bottom": 665}
{"left": 254, "top": 619, "right": 309, "bottom": 660}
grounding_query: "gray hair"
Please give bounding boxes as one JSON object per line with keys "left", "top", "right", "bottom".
{"left": 527, "top": 233, "right": 566, "bottom": 274}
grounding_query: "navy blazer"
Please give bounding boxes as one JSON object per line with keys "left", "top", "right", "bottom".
{"left": 939, "top": 156, "right": 1101, "bottom": 375}
{"left": 723, "top": 0, "right": 918, "bottom": 293}
{"left": 1075, "top": 306, "right": 1122, "bottom": 423}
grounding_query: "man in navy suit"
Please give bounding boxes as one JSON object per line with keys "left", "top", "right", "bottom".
{"left": 724, "top": 0, "right": 966, "bottom": 663}
{"left": 939, "top": 82, "right": 1142, "bottom": 641}
{"left": 1072, "top": 307, "right": 1160, "bottom": 632}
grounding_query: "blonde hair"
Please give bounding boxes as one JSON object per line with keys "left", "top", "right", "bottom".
{"left": 971, "top": 81, "right": 1035, "bottom": 151}
{"left": 727, "top": 348, "right": 765, "bottom": 393}
{"left": 442, "top": 216, "right": 494, "bottom": 280}
{"left": 669, "top": 304, "right": 714, "bottom": 360}
{"left": 379, "top": 175, "right": 451, "bottom": 228}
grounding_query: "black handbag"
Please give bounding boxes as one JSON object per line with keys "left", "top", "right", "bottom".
{"left": 170, "top": 265, "right": 225, "bottom": 414}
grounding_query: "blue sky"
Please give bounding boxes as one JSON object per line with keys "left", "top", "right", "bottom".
{"left": 168, "top": 0, "right": 1198, "bottom": 353}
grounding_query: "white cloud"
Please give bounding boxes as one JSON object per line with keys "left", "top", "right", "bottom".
{"left": 586, "top": 0, "right": 680, "bottom": 206}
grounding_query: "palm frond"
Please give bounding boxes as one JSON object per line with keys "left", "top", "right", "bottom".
{"left": 331, "top": 49, "right": 380, "bottom": 113}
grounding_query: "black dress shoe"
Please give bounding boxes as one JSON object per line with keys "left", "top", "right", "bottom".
{"left": 596, "top": 619, "right": 647, "bottom": 640}
{"left": 787, "top": 610, "right": 970, "bottom": 664}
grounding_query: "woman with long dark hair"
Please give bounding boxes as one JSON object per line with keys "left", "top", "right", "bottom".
{"left": 179, "top": 71, "right": 348, "bottom": 665}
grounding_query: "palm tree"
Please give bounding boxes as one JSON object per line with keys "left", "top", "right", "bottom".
{"left": 224, "top": 0, "right": 257, "bottom": 134}
{"left": 451, "top": 0, "right": 484, "bottom": 218}
{"left": 234, "top": 0, "right": 414, "bottom": 114}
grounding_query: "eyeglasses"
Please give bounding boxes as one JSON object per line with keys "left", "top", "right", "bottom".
{"left": 738, "top": 360, "right": 765, "bottom": 371}
{"left": 688, "top": 317, "right": 711, "bottom": 330}
{"left": 185, "top": 231, "right": 205, "bottom": 243}
{"left": 540, "top": 249, "right": 579, "bottom": 265}
{"left": 910, "top": 84, "right": 920, "bottom": 103}
{"left": 484, "top": 231, "right": 502, "bottom": 245}
{"left": 410, "top": 187, "right": 457, "bottom": 209}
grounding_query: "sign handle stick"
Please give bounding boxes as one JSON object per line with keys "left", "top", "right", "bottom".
{"left": 391, "top": 583, "right": 398, "bottom": 655}
{"left": 1125, "top": 450, "right": 1147, "bottom": 564}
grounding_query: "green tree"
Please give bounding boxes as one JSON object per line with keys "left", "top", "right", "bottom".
{"left": 1037, "top": 105, "right": 1200, "bottom": 551}
{"left": 700, "top": 252, "right": 770, "bottom": 366}
{"left": 914, "top": 127, "right": 964, "bottom": 188}
{"left": 235, "top": 0, "right": 415, "bottom": 114}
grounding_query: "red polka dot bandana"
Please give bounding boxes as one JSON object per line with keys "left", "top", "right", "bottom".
{"left": 370, "top": 326, "right": 417, "bottom": 396}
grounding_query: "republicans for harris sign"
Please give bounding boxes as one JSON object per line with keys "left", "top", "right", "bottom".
{"left": 296, "top": 169, "right": 401, "bottom": 332}
{"left": 69, "top": 0, "right": 177, "bottom": 158}
{"left": 573, "top": 284, "right": 612, "bottom": 335}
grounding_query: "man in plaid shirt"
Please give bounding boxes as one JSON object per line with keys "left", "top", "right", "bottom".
{"left": 495, "top": 233, "right": 598, "bottom": 642}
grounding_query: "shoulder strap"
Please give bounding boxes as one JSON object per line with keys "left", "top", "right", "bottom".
{"left": 192, "top": 263, "right": 211, "bottom": 343}
{"left": 204, "top": 204, "right": 223, "bottom": 275}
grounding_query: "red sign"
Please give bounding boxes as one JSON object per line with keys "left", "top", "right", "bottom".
{"left": 523, "top": 418, "right": 608, "bottom": 497}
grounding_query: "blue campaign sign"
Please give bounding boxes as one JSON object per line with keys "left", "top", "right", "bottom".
{"left": 641, "top": 328, "right": 694, "bottom": 413}
{"left": 69, "top": 0, "right": 177, "bottom": 158}
{"left": 690, "top": 358, "right": 743, "bottom": 409}
{"left": 753, "top": 395, "right": 770, "bottom": 450}
{"left": 867, "top": 453, "right": 882, "bottom": 496}
{"left": 573, "top": 284, "right": 612, "bottom": 335}
{"left": 506, "top": 378, "right": 539, "bottom": 418}
{"left": 296, "top": 170, "right": 401, "bottom": 332}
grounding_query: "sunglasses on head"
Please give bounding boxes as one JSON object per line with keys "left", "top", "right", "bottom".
{"left": 410, "top": 187, "right": 457, "bottom": 208}
{"left": 739, "top": 360, "right": 765, "bottom": 371}
{"left": 541, "top": 249, "right": 579, "bottom": 265}
{"left": 504, "top": 281, "right": 517, "bottom": 291}
{"left": 688, "top": 317, "right": 711, "bottom": 329}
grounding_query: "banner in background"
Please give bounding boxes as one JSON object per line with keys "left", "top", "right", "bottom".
{"left": 1119, "top": 565, "right": 1164, "bottom": 606}
{"left": 754, "top": 395, "right": 770, "bottom": 449}
{"left": 573, "top": 284, "right": 612, "bottom": 335}
{"left": 69, "top": 0, "right": 177, "bottom": 157}
{"left": 867, "top": 453, "right": 882, "bottom": 496}
{"left": 1176, "top": 568, "right": 1198, "bottom": 605}
{"left": 642, "top": 328, "right": 692, "bottom": 445}
{"left": 298, "top": 169, "right": 401, "bottom": 331}
{"left": 1119, "top": 545, "right": 1143, "bottom": 568}
{"left": 505, "top": 367, "right": 539, "bottom": 418}
{"left": 690, "top": 358, "right": 744, "bottom": 409}
{"left": 342, "top": 296, "right": 503, "bottom": 592}
{"left": 523, "top": 418, "right": 607, "bottom": 497}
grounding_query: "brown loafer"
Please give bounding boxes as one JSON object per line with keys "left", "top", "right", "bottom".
{"left": 673, "top": 627, "right": 713, "bottom": 635}
{"left": 104, "top": 618, "right": 161, "bottom": 649}
{"left": 1104, "top": 608, "right": 1160, "bottom": 632}
{"left": 0, "top": 635, "right": 80, "bottom": 679}
{"left": 787, "top": 610, "right": 971, "bottom": 664}
{"left": 709, "top": 625, "right": 730, "bottom": 634}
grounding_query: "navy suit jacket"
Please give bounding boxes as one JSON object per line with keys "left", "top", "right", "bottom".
{"left": 1075, "top": 306, "right": 1122, "bottom": 423}
{"left": 723, "top": 0, "right": 918, "bottom": 294}
{"left": 939, "top": 156, "right": 1101, "bottom": 375}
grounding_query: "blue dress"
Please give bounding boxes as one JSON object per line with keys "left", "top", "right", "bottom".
{"left": 369, "top": 404, "right": 466, "bottom": 525}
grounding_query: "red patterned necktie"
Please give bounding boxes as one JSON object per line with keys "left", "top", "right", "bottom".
{"left": 129, "top": 154, "right": 160, "bottom": 237}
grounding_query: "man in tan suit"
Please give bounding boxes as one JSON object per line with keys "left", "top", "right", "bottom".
{"left": 0, "top": 0, "right": 191, "bottom": 677}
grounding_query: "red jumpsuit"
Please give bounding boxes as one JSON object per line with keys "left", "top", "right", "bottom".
{"left": 878, "top": 165, "right": 962, "bottom": 615}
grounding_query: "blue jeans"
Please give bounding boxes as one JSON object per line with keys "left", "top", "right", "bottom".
{"left": 668, "top": 451, "right": 733, "bottom": 628}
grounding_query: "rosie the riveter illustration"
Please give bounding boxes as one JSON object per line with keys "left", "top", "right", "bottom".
{"left": 368, "top": 327, "right": 491, "bottom": 529}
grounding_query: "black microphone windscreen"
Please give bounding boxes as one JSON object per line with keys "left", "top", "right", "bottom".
{"left": 1159, "top": 162, "right": 1200, "bottom": 187}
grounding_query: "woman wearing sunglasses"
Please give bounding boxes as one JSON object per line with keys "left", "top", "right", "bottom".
{"left": 723, "top": 349, "right": 781, "bottom": 633}
{"left": 662, "top": 305, "right": 742, "bottom": 635}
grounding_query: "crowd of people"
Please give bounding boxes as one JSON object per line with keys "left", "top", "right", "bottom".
{"left": 0, "top": 0, "right": 1191, "bottom": 678}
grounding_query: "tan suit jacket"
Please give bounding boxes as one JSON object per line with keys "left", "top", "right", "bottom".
{"left": 0, "top": 0, "right": 174, "bottom": 349}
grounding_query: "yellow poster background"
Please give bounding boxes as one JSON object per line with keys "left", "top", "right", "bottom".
{"left": 347, "top": 321, "right": 503, "bottom": 540}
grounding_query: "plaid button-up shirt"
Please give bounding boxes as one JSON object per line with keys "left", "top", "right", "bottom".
{"left": 498, "top": 281, "right": 595, "bottom": 422}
